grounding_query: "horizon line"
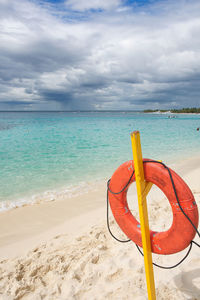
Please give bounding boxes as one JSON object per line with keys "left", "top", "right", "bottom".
{"left": 0, "top": 110, "right": 143, "bottom": 112}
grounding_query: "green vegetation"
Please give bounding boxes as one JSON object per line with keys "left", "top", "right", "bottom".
{"left": 143, "top": 109, "right": 168, "bottom": 113}
{"left": 144, "top": 108, "right": 200, "bottom": 113}
{"left": 171, "top": 107, "right": 200, "bottom": 113}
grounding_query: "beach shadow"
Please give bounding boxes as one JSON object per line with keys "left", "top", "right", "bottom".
{"left": 174, "top": 268, "right": 200, "bottom": 299}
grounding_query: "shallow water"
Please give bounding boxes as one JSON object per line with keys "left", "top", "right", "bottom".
{"left": 0, "top": 111, "right": 200, "bottom": 209}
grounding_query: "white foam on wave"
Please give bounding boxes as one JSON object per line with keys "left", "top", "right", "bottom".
{"left": 0, "top": 178, "right": 106, "bottom": 213}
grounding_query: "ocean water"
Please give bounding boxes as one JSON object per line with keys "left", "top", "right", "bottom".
{"left": 0, "top": 111, "right": 200, "bottom": 210}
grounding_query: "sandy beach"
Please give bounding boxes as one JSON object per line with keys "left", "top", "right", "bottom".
{"left": 0, "top": 156, "right": 200, "bottom": 300}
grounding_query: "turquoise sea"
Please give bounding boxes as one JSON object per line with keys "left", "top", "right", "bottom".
{"left": 0, "top": 111, "right": 200, "bottom": 210}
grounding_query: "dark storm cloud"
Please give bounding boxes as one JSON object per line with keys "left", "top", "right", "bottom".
{"left": 39, "top": 90, "right": 74, "bottom": 104}
{"left": 0, "top": 0, "right": 200, "bottom": 110}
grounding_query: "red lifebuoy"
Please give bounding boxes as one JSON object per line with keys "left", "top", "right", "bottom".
{"left": 108, "top": 159, "right": 199, "bottom": 255}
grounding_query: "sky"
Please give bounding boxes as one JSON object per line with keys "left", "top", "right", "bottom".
{"left": 0, "top": 0, "right": 200, "bottom": 111}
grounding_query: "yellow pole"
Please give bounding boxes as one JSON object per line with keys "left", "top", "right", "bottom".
{"left": 131, "top": 131, "right": 156, "bottom": 300}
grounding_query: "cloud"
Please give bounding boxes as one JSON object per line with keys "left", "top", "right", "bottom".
{"left": 0, "top": 0, "right": 200, "bottom": 110}
{"left": 65, "top": 0, "right": 122, "bottom": 12}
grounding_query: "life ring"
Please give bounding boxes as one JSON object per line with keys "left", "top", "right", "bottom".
{"left": 108, "top": 159, "right": 199, "bottom": 255}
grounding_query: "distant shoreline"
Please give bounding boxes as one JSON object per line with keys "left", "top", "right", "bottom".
{"left": 143, "top": 108, "right": 200, "bottom": 114}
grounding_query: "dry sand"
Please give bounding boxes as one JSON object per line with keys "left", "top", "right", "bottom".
{"left": 0, "top": 156, "right": 200, "bottom": 300}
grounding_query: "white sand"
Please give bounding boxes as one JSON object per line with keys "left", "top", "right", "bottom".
{"left": 0, "top": 156, "right": 200, "bottom": 300}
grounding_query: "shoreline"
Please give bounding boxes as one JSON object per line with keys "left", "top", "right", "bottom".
{"left": 143, "top": 110, "right": 200, "bottom": 114}
{"left": 0, "top": 180, "right": 106, "bottom": 259}
{"left": 0, "top": 178, "right": 107, "bottom": 213}
{"left": 1, "top": 150, "right": 200, "bottom": 214}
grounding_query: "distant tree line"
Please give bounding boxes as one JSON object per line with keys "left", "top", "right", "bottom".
{"left": 143, "top": 109, "right": 168, "bottom": 113}
{"left": 144, "top": 108, "right": 200, "bottom": 113}
{"left": 171, "top": 107, "right": 200, "bottom": 113}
